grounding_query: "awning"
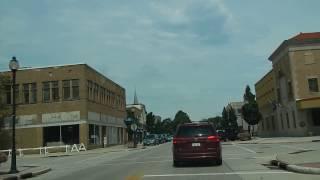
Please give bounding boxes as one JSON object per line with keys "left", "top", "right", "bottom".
{"left": 297, "top": 97, "right": 320, "bottom": 109}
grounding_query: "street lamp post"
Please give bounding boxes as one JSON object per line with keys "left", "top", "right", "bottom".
{"left": 9, "top": 56, "right": 19, "bottom": 174}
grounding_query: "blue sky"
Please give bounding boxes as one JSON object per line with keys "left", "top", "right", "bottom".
{"left": 0, "top": 0, "right": 319, "bottom": 120}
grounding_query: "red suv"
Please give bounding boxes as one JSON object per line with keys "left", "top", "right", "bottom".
{"left": 172, "top": 122, "right": 222, "bottom": 166}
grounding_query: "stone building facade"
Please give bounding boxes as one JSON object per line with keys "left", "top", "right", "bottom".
{"left": 256, "top": 32, "right": 320, "bottom": 137}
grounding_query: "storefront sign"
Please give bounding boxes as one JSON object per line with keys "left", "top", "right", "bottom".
{"left": 42, "top": 111, "right": 80, "bottom": 124}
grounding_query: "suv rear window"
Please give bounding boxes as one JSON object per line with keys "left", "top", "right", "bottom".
{"left": 176, "top": 125, "right": 216, "bottom": 137}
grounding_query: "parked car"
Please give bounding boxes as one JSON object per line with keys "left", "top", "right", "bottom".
{"left": 159, "top": 134, "right": 167, "bottom": 143}
{"left": 216, "top": 130, "right": 227, "bottom": 142}
{"left": 172, "top": 122, "right": 222, "bottom": 166}
{"left": 143, "top": 134, "right": 159, "bottom": 146}
{"left": 0, "top": 153, "right": 8, "bottom": 165}
{"left": 238, "top": 132, "right": 251, "bottom": 141}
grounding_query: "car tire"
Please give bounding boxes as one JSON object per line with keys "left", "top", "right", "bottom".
{"left": 216, "top": 158, "right": 222, "bottom": 166}
{"left": 173, "top": 160, "right": 180, "bottom": 167}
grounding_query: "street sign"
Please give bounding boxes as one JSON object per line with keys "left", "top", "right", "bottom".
{"left": 124, "top": 117, "right": 133, "bottom": 126}
{"left": 131, "top": 123, "right": 138, "bottom": 131}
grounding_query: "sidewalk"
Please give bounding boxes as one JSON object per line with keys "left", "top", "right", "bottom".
{"left": 6, "top": 143, "right": 145, "bottom": 159}
{"left": 273, "top": 150, "right": 320, "bottom": 174}
{"left": 0, "top": 165, "right": 51, "bottom": 180}
{"left": 235, "top": 136, "right": 320, "bottom": 144}
{"left": 45, "top": 143, "right": 145, "bottom": 158}
{"left": 0, "top": 144, "right": 145, "bottom": 179}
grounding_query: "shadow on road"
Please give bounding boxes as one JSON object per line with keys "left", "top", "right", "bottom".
{"left": 174, "top": 161, "right": 221, "bottom": 168}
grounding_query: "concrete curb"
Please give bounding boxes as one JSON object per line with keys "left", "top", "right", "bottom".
{"left": 287, "top": 165, "right": 320, "bottom": 175}
{"left": 0, "top": 168, "right": 51, "bottom": 180}
{"left": 31, "top": 168, "right": 52, "bottom": 177}
{"left": 1, "top": 176, "right": 18, "bottom": 180}
{"left": 237, "top": 139, "right": 320, "bottom": 145}
{"left": 270, "top": 159, "right": 320, "bottom": 175}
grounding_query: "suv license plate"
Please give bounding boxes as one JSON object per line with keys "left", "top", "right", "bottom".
{"left": 192, "top": 143, "right": 200, "bottom": 147}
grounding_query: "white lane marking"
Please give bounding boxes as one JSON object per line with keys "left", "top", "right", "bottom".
{"left": 224, "top": 156, "right": 270, "bottom": 160}
{"left": 280, "top": 145, "right": 310, "bottom": 151}
{"left": 100, "top": 156, "right": 271, "bottom": 164}
{"left": 143, "top": 171, "right": 292, "bottom": 178}
{"left": 232, "top": 143, "right": 257, "bottom": 153}
{"left": 223, "top": 153, "right": 253, "bottom": 156}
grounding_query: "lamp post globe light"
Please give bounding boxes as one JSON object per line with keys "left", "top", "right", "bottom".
{"left": 9, "top": 56, "right": 19, "bottom": 173}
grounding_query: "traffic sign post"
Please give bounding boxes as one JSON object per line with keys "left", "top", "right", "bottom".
{"left": 131, "top": 123, "right": 138, "bottom": 148}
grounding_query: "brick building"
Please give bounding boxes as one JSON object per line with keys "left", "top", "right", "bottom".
{"left": 0, "top": 64, "right": 127, "bottom": 149}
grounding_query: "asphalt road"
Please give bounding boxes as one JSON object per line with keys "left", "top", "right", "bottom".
{"left": 19, "top": 142, "right": 320, "bottom": 180}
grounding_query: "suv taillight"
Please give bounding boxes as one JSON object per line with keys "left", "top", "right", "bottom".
{"left": 207, "top": 136, "right": 220, "bottom": 142}
{"left": 173, "top": 138, "right": 186, "bottom": 144}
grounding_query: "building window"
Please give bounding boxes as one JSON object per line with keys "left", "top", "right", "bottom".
{"left": 52, "top": 81, "right": 59, "bottom": 101}
{"left": 99, "top": 86, "right": 104, "bottom": 103}
{"left": 72, "top": 79, "right": 80, "bottom": 99}
{"left": 63, "top": 79, "right": 79, "bottom": 100}
{"left": 312, "top": 109, "right": 320, "bottom": 126}
{"left": 111, "top": 92, "right": 115, "bottom": 105}
{"left": 23, "top": 84, "right": 30, "bottom": 104}
{"left": 286, "top": 113, "right": 290, "bottom": 129}
{"left": 87, "top": 80, "right": 93, "bottom": 100}
{"left": 107, "top": 90, "right": 110, "bottom": 104}
{"left": 92, "top": 83, "right": 97, "bottom": 101}
{"left": 43, "top": 82, "right": 50, "bottom": 102}
{"left": 89, "top": 124, "right": 100, "bottom": 144}
{"left": 63, "top": 80, "right": 71, "bottom": 100}
{"left": 30, "top": 83, "right": 37, "bottom": 103}
{"left": 5, "top": 85, "right": 11, "bottom": 104}
{"left": 308, "top": 78, "right": 319, "bottom": 92}
{"left": 89, "top": 124, "right": 95, "bottom": 144}
{"left": 102, "top": 87, "right": 106, "bottom": 104}
{"left": 280, "top": 113, "right": 284, "bottom": 129}
{"left": 292, "top": 110, "right": 297, "bottom": 128}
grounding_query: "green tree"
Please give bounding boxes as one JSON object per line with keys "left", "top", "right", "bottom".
{"left": 154, "top": 119, "right": 162, "bottom": 134}
{"left": 146, "top": 112, "right": 156, "bottom": 133}
{"left": 228, "top": 107, "right": 238, "bottom": 132}
{"left": 161, "top": 118, "right": 174, "bottom": 134}
{"left": 221, "top": 107, "right": 228, "bottom": 130}
{"left": 172, "top": 110, "right": 191, "bottom": 132}
{"left": 0, "top": 74, "right": 11, "bottom": 149}
{"left": 244, "top": 85, "right": 255, "bottom": 103}
{"left": 206, "top": 116, "right": 223, "bottom": 129}
{"left": 221, "top": 107, "right": 238, "bottom": 139}
{"left": 241, "top": 85, "right": 262, "bottom": 135}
